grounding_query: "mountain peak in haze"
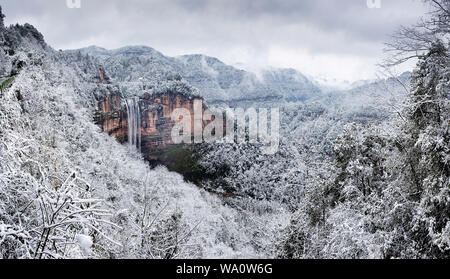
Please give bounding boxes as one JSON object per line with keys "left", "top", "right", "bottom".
{"left": 259, "top": 67, "right": 321, "bottom": 101}
{"left": 74, "top": 45, "right": 164, "bottom": 58}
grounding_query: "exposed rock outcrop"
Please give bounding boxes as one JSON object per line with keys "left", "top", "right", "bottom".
{"left": 97, "top": 68, "right": 110, "bottom": 84}
{"left": 95, "top": 90, "right": 209, "bottom": 164}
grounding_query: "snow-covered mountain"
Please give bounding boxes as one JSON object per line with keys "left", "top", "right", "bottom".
{"left": 1, "top": 4, "right": 428, "bottom": 260}
{"left": 318, "top": 71, "right": 411, "bottom": 110}
{"left": 72, "top": 46, "right": 323, "bottom": 103}
{"left": 73, "top": 45, "right": 411, "bottom": 108}
{"left": 260, "top": 68, "right": 322, "bottom": 101}
{"left": 0, "top": 7, "right": 288, "bottom": 259}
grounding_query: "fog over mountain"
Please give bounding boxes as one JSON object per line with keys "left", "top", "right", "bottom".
{"left": 1, "top": 0, "right": 429, "bottom": 83}
{"left": 72, "top": 45, "right": 325, "bottom": 103}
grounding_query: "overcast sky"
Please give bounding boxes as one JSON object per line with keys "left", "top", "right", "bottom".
{"left": 1, "top": 0, "right": 430, "bottom": 82}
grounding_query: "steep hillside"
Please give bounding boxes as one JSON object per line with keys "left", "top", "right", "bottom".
{"left": 0, "top": 7, "right": 287, "bottom": 259}
{"left": 73, "top": 46, "right": 322, "bottom": 103}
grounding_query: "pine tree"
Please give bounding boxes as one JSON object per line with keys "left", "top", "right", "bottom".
{"left": 401, "top": 41, "right": 450, "bottom": 258}
{"left": 383, "top": 0, "right": 450, "bottom": 257}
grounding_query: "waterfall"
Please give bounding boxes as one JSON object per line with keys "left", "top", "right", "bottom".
{"left": 125, "top": 97, "right": 141, "bottom": 152}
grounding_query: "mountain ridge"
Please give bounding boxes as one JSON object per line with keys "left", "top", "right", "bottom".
{"left": 69, "top": 45, "right": 324, "bottom": 103}
{"left": 70, "top": 45, "right": 412, "bottom": 106}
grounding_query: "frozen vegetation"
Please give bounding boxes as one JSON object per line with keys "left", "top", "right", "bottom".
{"left": 0, "top": 6, "right": 287, "bottom": 259}
{"left": 0, "top": 0, "right": 449, "bottom": 259}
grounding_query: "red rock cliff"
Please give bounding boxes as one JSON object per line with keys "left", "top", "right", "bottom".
{"left": 95, "top": 91, "right": 209, "bottom": 163}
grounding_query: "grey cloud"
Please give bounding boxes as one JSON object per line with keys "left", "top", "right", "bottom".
{"left": 0, "top": 0, "right": 430, "bottom": 80}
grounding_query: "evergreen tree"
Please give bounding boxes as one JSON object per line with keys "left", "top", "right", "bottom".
{"left": 402, "top": 41, "right": 450, "bottom": 258}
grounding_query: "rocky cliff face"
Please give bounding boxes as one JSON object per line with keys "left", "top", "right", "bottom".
{"left": 0, "top": 6, "right": 47, "bottom": 79}
{"left": 95, "top": 93, "right": 127, "bottom": 142}
{"left": 95, "top": 89, "right": 208, "bottom": 164}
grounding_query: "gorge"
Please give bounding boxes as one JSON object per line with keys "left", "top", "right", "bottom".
{"left": 93, "top": 78, "right": 213, "bottom": 183}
